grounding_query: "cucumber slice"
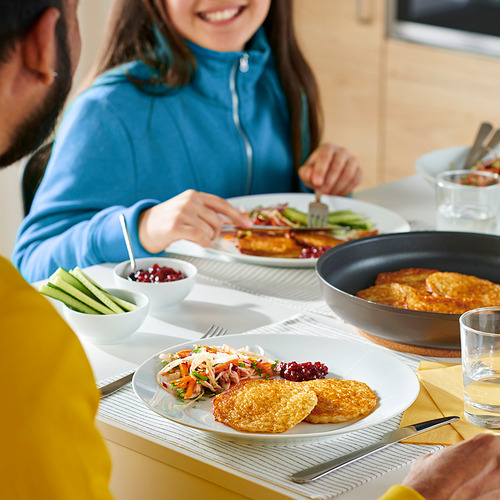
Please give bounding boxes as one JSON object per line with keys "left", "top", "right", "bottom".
{"left": 72, "top": 267, "right": 137, "bottom": 311}
{"left": 50, "top": 276, "right": 116, "bottom": 315}
{"left": 70, "top": 267, "right": 125, "bottom": 314}
{"left": 282, "top": 207, "right": 308, "bottom": 225}
{"left": 50, "top": 267, "right": 94, "bottom": 297}
{"left": 39, "top": 283, "right": 100, "bottom": 314}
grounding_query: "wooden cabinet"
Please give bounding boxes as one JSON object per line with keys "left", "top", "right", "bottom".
{"left": 294, "top": 0, "right": 500, "bottom": 189}
{"left": 293, "top": 0, "right": 386, "bottom": 189}
{"left": 384, "top": 40, "right": 500, "bottom": 182}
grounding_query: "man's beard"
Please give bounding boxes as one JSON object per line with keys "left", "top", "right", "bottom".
{"left": 0, "top": 17, "right": 72, "bottom": 168}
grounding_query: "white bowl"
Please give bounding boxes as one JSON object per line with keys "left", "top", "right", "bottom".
{"left": 415, "top": 145, "right": 469, "bottom": 185}
{"left": 415, "top": 144, "right": 500, "bottom": 186}
{"left": 63, "top": 288, "right": 149, "bottom": 345}
{"left": 113, "top": 257, "right": 197, "bottom": 310}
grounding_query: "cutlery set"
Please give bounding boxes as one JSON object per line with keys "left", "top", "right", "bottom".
{"left": 462, "top": 121, "right": 500, "bottom": 169}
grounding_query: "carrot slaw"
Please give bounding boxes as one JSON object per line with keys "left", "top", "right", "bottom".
{"left": 157, "top": 344, "right": 279, "bottom": 402}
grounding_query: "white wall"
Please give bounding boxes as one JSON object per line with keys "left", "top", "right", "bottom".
{"left": 0, "top": 0, "right": 113, "bottom": 258}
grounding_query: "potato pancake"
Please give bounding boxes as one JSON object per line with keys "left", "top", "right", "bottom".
{"left": 212, "top": 379, "right": 317, "bottom": 433}
{"left": 375, "top": 268, "right": 438, "bottom": 293}
{"left": 303, "top": 378, "right": 378, "bottom": 424}
{"left": 426, "top": 272, "right": 500, "bottom": 306}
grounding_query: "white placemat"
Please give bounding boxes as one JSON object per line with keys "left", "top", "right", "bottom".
{"left": 97, "top": 314, "right": 442, "bottom": 500}
{"left": 166, "top": 252, "right": 335, "bottom": 317}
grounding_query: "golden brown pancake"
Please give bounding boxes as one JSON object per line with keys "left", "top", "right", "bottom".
{"left": 291, "top": 230, "right": 344, "bottom": 248}
{"left": 212, "top": 379, "right": 317, "bottom": 433}
{"left": 302, "top": 378, "right": 378, "bottom": 424}
{"left": 375, "top": 268, "right": 438, "bottom": 293}
{"left": 356, "top": 282, "right": 412, "bottom": 308}
{"left": 426, "top": 272, "right": 500, "bottom": 306}
{"left": 235, "top": 231, "right": 303, "bottom": 258}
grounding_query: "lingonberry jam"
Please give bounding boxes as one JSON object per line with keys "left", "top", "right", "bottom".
{"left": 299, "top": 245, "right": 332, "bottom": 259}
{"left": 278, "top": 361, "right": 329, "bottom": 382}
{"left": 129, "top": 263, "right": 186, "bottom": 283}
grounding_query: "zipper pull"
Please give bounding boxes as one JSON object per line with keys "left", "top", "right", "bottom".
{"left": 239, "top": 53, "right": 249, "bottom": 73}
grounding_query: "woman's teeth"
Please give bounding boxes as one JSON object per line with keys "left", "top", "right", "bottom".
{"left": 200, "top": 8, "right": 241, "bottom": 22}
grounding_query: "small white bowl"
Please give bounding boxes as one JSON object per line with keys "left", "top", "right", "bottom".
{"left": 63, "top": 288, "right": 149, "bottom": 345}
{"left": 113, "top": 257, "right": 197, "bottom": 310}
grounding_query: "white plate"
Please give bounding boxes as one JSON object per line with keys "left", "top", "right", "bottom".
{"left": 133, "top": 333, "right": 419, "bottom": 444}
{"left": 208, "top": 193, "right": 410, "bottom": 268}
{"left": 415, "top": 145, "right": 500, "bottom": 186}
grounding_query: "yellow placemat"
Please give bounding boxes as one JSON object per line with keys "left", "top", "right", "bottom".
{"left": 401, "top": 361, "right": 500, "bottom": 445}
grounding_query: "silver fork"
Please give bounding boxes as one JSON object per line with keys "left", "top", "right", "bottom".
{"left": 200, "top": 324, "right": 228, "bottom": 339}
{"left": 307, "top": 189, "right": 329, "bottom": 227}
{"left": 99, "top": 325, "right": 228, "bottom": 398}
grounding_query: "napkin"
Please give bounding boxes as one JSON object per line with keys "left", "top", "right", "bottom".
{"left": 400, "top": 361, "right": 500, "bottom": 445}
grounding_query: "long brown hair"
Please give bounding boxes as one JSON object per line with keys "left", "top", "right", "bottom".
{"left": 92, "top": 0, "right": 322, "bottom": 171}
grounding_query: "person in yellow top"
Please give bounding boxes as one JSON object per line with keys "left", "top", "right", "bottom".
{"left": 0, "top": 0, "right": 113, "bottom": 498}
{"left": 1, "top": 0, "right": 500, "bottom": 498}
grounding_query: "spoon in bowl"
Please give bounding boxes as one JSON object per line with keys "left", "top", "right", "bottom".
{"left": 119, "top": 213, "right": 136, "bottom": 274}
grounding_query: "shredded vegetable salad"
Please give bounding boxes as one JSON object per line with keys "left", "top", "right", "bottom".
{"left": 248, "top": 204, "right": 301, "bottom": 228}
{"left": 157, "top": 344, "right": 279, "bottom": 402}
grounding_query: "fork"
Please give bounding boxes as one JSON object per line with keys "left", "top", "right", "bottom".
{"left": 307, "top": 189, "right": 329, "bottom": 227}
{"left": 99, "top": 325, "right": 228, "bottom": 398}
{"left": 200, "top": 324, "right": 228, "bottom": 339}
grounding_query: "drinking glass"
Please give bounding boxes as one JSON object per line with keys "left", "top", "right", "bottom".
{"left": 460, "top": 307, "right": 500, "bottom": 428}
{"left": 436, "top": 169, "right": 500, "bottom": 234}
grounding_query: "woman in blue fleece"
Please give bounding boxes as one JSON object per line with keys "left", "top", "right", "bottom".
{"left": 13, "top": 0, "right": 362, "bottom": 282}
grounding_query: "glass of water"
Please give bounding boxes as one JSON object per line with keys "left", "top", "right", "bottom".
{"left": 460, "top": 307, "right": 500, "bottom": 429}
{"left": 436, "top": 169, "right": 500, "bottom": 234}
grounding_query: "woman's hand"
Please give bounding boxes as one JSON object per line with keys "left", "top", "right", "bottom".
{"left": 138, "top": 189, "right": 252, "bottom": 253}
{"left": 298, "top": 143, "right": 362, "bottom": 196}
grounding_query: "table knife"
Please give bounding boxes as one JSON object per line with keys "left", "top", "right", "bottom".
{"left": 291, "top": 415, "right": 460, "bottom": 484}
{"left": 221, "top": 225, "right": 337, "bottom": 232}
{"left": 99, "top": 372, "right": 135, "bottom": 398}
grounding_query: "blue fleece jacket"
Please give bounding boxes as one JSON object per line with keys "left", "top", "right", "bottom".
{"left": 13, "top": 29, "right": 310, "bottom": 282}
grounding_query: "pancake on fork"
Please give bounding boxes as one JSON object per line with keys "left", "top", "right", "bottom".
{"left": 302, "top": 378, "right": 378, "bottom": 424}
{"left": 212, "top": 379, "right": 317, "bottom": 433}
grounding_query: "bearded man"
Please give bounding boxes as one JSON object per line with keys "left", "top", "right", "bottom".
{"left": 0, "top": 1, "right": 113, "bottom": 498}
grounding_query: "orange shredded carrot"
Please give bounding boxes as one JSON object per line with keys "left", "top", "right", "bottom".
{"left": 179, "top": 363, "right": 189, "bottom": 377}
{"left": 184, "top": 378, "right": 197, "bottom": 399}
{"left": 171, "top": 375, "right": 193, "bottom": 388}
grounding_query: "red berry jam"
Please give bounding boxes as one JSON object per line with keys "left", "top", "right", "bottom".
{"left": 278, "top": 361, "right": 329, "bottom": 382}
{"left": 299, "top": 245, "right": 331, "bottom": 259}
{"left": 129, "top": 263, "right": 186, "bottom": 283}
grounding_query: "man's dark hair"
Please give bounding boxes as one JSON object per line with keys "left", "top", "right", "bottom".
{"left": 0, "top": 0, "right": 63, "bottom": 63}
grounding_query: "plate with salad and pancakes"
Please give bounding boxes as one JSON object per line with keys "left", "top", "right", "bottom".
{"left": 132, "top": 333, "right": 419, "bottom": 444}
{"left": 208, "top": 193, "right": 410, "bottom": 268}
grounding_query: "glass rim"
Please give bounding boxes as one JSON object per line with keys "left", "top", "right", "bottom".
{"left": 460, "top": 306, "right": 500, "bottom": 336}
{"left": 436, "top": 169, "right": 500, "bottom": 189}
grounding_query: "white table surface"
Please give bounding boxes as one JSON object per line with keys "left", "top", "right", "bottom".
{"left": 67, "top": 175, "right": 446, "bottom": 500}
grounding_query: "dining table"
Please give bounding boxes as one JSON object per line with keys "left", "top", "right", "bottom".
{"left": 53, "top": 174, "right": 458, "bottom": 500}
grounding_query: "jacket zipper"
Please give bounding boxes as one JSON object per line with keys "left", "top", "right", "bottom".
{"left": 230, "top": 53, "right": 253, "bottom": 195}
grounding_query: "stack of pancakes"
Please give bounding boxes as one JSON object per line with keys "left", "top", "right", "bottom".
{"left": 212, "top": 378, "right": 378, "bottom": 433}
{"left": 356, "top": 268, "right": 500, "bottom": 314}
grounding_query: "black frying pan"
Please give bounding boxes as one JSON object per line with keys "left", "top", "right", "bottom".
{"left": 316, "top": 231, "right": 500, "bottom": 350}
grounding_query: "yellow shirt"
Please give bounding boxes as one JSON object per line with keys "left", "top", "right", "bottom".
{"left": 379, "top": 485, "right": 426, "bottom": 500}
{"left": 0, "top": 256, "right": 114, "bottom": 499}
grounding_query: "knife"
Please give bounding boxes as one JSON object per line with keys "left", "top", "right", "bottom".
{"left": 291, "top": 416, "right": 460, "bottom": 484}
{"left": 221, "top": 225, "right": 337, "bottom": 232}
{"left": 99, "top": 372, "right": 135, "bottom": 398}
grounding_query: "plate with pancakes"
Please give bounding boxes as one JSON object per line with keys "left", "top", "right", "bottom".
{"left": 208, "top": 193, "right": 410, "bottom": 268}
{"left": 133, "top": 333, "right": 419, "bottom": 444}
